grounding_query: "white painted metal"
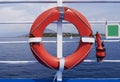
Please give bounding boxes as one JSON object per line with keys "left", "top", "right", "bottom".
{"left": 81, "top": 37, "right": 95, "bottom": 43}
{"left": 56, "top": 1, "right": 64, "bottom": 81}
{"left": 0, "top": 61, "right": 37, "bottom": 64}
{"left": 102, "top": 60, "right": 120, "bottom": 63}
{"left": 102, "top": 40, "right": 120, "bottom": 42}
{"left": 1, "top": 21, "right": 120, "bottom": 24}
{"left": 0, "top": 41, "right": 29, "bottom": 44}
{"left": 0, "top": 21, "right": 32, "bottom": 24}
{"left": 59, "top": 58, "right": 65, "bottom": 72}
{"left": 0, "top": 40, "right": 78, "bottom": 44}
{"left": 84, "top": 60, "right": 120, "bottom": 63}
{"left": 56, "top": 19, "right": 63, "bottom": 82}
{"left": 0, "top": 0, "right": 120, "bottom": 4}
{"left": 57, "top": 0, "right": 63, "bottom": 7}
{"left": 57, "top": 19, "right": 63, "bottom": 58}
{"left": 57, "top": 58, "right": 65, "bottom": 81}
{"left": 90, "top": 21, "right": 120, "bottom": 24}
{"left": 0, "top": 39, "right": 120, "bottom": 44}
{"left": 0, "top": 60, "right": 120, "bottom": 64}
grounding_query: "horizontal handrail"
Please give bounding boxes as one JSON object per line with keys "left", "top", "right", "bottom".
{"left": 0, "top": 21, "right": 120, "bottom": 24}
{"left": 0, "top": 39, "right": 119, "bottom": 44}
{"left": 0, "top": 61, "right": 37, "bottom": 64}
{"left": 0, "top": 40, "right": 79, "bottom": 44}
{"left": 84, "top": 60, "right": 120, "bottom": 63}
{"left": 0, "top": 0, "right": 120, "bottom": 4}
{"left": 0, "top": 21, "right": 32, "bottom": 24}
{"left": 0, "top": 60, "right": 120, "bottom": 64}
{"left": 102, "top": 40, "right": 120, "bottom": 42}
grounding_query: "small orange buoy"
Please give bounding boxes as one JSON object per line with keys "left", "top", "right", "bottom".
{"left": 96, "top": 32, "right": 106, "bottom": 62}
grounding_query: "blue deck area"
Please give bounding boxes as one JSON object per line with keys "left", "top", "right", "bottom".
{"left": 0, "top": 79, "right": 120, "bottom": 82}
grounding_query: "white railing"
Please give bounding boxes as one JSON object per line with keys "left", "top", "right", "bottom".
{"left": 0, "top": 21, "right": 120, "bottom": 24}
{"left": 0, "top": 39, "right": 119, "bottom": 44}
{"left": 0, "top": 1, "right": 119, "bottom": 82}
{"left": 0, "top": 0, "right": 119, "bottom": 69}
{"left": 0, "top": 0, "right": 120, "bottom": 4}
{"left": 0, "top": 60, "right": 120, "bottom": 64}
{"left": 0, "top": 1, "right": 120, "bottom": 81}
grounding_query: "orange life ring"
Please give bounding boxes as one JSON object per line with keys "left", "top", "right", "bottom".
{"left": 30, "top": 7, "right": 93, "bottom": 70}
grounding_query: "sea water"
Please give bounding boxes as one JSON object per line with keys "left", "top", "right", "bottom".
{"left": 0, "top": 37, "right": 120, "bottom": 79}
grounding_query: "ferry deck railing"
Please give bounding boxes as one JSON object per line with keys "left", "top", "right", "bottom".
{"left": 0, "top": 0, "right": 120, "bottom": 64}
{"left": 0, "top": 0, "right": 120, "bottom": 81}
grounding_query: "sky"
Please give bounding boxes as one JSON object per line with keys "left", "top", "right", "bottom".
{"left": 0, "top": 0, "right": 120, "bottom": 37}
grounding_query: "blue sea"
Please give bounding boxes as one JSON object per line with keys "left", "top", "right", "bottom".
{"left": 0, "top": 37, "right": 120, "bottom": 79}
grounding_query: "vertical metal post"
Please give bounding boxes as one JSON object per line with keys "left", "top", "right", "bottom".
{"left": 105, "top": 20, "right": 107, "bottom": 39}
{"left": 56, "top": 17, "right": 63, "bottom": 82}
{"left": 56, "top": 0, "right": 64, "bottom": 82}
{"left": 57, "top": 19, "right": 63, "bottom": 58}
{"left": 57, "top": 0, "right": 63, "bottom": 7}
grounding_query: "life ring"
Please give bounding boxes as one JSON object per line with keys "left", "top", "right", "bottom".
{"left": 30, "top": 7, "right": 93, "bottom": 70}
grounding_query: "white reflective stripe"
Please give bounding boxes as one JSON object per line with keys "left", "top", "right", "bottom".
{"left": 29, "top": 37, "right": 42, "bottom": 43}
{"left": 81, "top": 37, "right": 95, "bottom": 43}
{"left": 57, "top": 58, "right": 65, "bottom": 81}
{"left": 57, "top": 0, "right": 63, "bottom": 7}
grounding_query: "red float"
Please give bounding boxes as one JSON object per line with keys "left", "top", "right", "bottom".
{"left": 96, "top": 32, "right": 106, "bottom": 62}
{"left": 30, "top": 7, "right": 93, "bottom": 70}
